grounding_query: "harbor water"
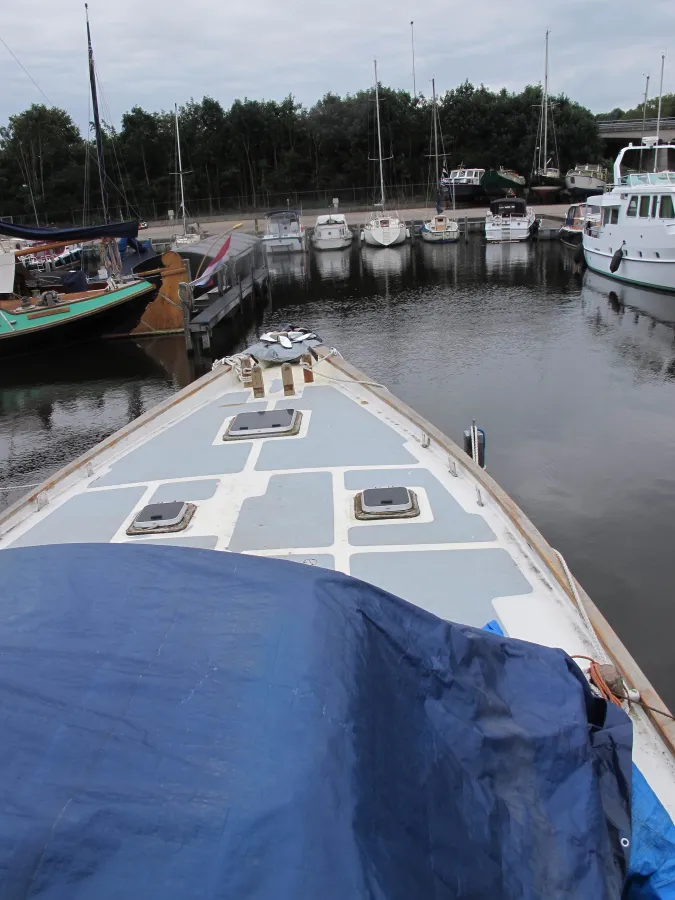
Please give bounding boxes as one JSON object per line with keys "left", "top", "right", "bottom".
{"left": 2, "top": 237, "right": 675, "bottom": 709}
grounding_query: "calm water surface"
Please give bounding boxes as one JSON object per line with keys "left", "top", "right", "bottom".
{"left": 2, "top": 238, "right": 675, "bottom": 707}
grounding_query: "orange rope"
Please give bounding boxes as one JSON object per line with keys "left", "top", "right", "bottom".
{"left": 572, "top": 655, "right": 675, "bottom": 720}
{"left": 572, "top": 655, "right": 624, "bottom": 707}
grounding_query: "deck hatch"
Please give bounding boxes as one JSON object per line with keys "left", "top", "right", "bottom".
{"left": 127, "top": 501, "right": 195, "bottom": 534}
{"left": 223, "top": 408, "right": 302, "bottom": 440}
{"left": 354, "top": 487, "right": 420, "bottom": 520}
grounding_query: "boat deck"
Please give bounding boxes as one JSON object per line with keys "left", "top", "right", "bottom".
{"left": 1, "top": 349, "right": 674, "bottom": 815}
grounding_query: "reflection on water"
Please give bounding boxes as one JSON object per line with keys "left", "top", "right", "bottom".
{"left": 312, "top": 248, "right": 351, "bottom": 282}
{"left": 483, "top": 240, "right": 534, "bottom": 274}
{"left": 0, "top": 337, "right": 192, "bottom": 510}
{"left": 361, "top": 244, "right": 411, "bottom": 277}
{"left": 585, "top": 268, "right": 675, "bottom": 325}
{"left": 2, "top": 239, "right": 675, "bottom": 708}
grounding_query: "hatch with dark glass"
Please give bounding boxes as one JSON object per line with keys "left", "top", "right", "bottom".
{"left": 127, "top": 501, "right": 195, "bottom": 535}
{"left": 354, "top": 486, "right": 420, "bottom": 520}
{"left": 223, "top": 408, "right": 302, "bottom": 440}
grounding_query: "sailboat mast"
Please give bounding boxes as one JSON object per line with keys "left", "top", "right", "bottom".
{"left": 543, "top": 30, "right": 549, "bottom": 175}
{"left": 374, "top": 60, "right": 386, "bottom": 209}
{"left": 655, "top": 53, "right": 666, "bottom": 172}
{"left": 85, "top": 4, "right": 108, "bottom": 223}
{"left": 175, "top": 104, "right": 187, "bottom": 235}
{"left": 432, "top": 78, "right": 439, "bottom": 187}
{"left": 641, "top": 74, "right": 650, "bottom": 143}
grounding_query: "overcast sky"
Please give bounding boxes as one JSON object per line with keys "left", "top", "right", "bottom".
{"left": 0, "top": 0, "right": 672, "bottom": 133}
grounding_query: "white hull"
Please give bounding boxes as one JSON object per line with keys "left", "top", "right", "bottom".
{"left": 565, "top": 174, "right": 606, "bottom": 193}
{"left": 363, "top": 224, "right": 407, "bottom": 247}
{"left": 485, "top": 223, "right": 531, "bottom": 242}
{"left": 312, "top": 234, "right": 352, "bottom": 251}
{"left": 262, "top": 235, "right": 306, "bottom": 254}
{"left": 420, "top": 229, "right": 459, "bottom": 243}
{"left": 583, "top": 243, "right": 675, "bottom": 292}
{"left": 485, "top": 213, "right": 535, "bottom": 243}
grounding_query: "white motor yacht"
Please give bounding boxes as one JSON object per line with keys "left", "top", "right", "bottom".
{"left": 262, "top": 210, "right": 307, "bottom": 254}
{"left": 484, "top": 197, "right": 536, "bottom": 242}
{"left": 583, "top": 140, "right": 675, "bottom": 291}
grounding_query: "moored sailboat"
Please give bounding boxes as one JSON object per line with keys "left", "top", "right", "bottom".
{"left": 530, "top": 30, "right": 563, "bottom": 199}
{"left": 421, "top": 79, "right": 459, "bottom": 244}
{"left": 0, "top": 7, "right": 157, "bottom": 357}
{"left": 363, "top": 61, "right": 407, "bottom": 248}
{"left": 170, "top": 104, "right": 205, "bottom": 248}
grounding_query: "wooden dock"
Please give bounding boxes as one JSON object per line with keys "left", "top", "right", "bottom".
{"left": 179, "top": 264, "right": 268, "bottom": 364}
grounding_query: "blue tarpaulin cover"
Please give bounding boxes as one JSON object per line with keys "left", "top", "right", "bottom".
{"left": 0, "top": 544, "right": 638, "bottom": 899}
{"left": 0, "top": 220, "right": 139, "bottom": 242}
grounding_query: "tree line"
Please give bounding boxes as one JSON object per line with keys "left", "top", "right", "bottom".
{"left": 0, "top": 82, "right": 602, "bottom": 225}
{"left": 598, "top": 92, "right": 675, "bottom": 121}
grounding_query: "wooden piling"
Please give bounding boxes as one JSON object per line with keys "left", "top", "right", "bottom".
{"left": 301, "top": 353, "right": 314, "bottom": 383}
{"left": 281, "top": 363, "right": 295, "bottom": 396}
{"left": 251, "top": 364, "right": 265, "bottom": 398}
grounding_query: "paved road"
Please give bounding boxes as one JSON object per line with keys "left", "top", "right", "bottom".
{"left": 144, "top": 203, "right": 569, "bottom": 241}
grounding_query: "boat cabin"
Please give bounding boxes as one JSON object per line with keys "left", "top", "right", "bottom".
{"left": 445, "top": 168, "right": 485, "bottom": 184}
{"left": 265, "top": 210, "right": 302, "bottom": 237}
{"left": 315, "top": 214, "right": 347, "bottom": 227}
{"left": 489, "top": 198, "right": 528, "bottom": 218}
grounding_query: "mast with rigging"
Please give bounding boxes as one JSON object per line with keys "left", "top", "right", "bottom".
{"left": 85, "top": 4, "right": 108, "bottom": 224}
{"left": 373, "top": 60, "right": 386, "bottom": 210}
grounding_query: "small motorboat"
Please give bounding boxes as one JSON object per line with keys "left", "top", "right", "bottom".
{"left": 559, "top": 201, "right": 601, "bottom": 248}
{"left": 262, "top": 210, "right": 306, "bottom": 253}
{"left": 420, "top": 214, "right": 460, "bottom": 243}
{"left": 311, "top": 214, "right": 353, "bottom": 251}
{"left": 565, "top": 164, "right": 609, "bottom": 198}
{"left": 484, "top": 197, "right": 537, "bottom": 242}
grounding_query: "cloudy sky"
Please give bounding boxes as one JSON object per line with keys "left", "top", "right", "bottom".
{"left": 0, "top": 0, "right": 672, "bottom": 132}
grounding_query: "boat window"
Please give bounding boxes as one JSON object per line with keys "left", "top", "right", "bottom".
{"left": 626, "top": 197, "right": 638, "bottom": 217}
{"left": 602, "top": 208, "right": 611, "bottom": 226}
{"left": 651, "top": 196, "right": 659, "bottom": 217}
{"left": 639, "top": 196, "right": 651, "bottom": 217}
{"left": 610, "top": 208, "right": 619, "bottom": 224}
{"left": 660, "top": 195, "right": 675, "bottom": 218}
{"left": 588, "top": 205, "right": 600, "bottom": 218}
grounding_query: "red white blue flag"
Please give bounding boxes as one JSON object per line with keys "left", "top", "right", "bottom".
{"left": 190, "top": 235, "right": 232, "bottom": 288}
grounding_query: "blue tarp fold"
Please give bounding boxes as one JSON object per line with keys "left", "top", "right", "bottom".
{"left": 0, "top": 544, "right": 641, "bottom": 898}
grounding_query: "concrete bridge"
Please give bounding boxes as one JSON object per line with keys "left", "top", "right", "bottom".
{"left": 597, "top": 117, "right": 675, "bottom": 142}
